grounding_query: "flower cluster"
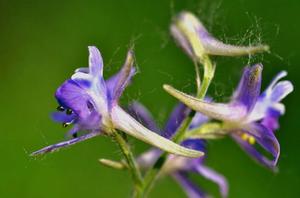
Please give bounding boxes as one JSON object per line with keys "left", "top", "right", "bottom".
{"left": 32, "top": 11, "right": 293, "bottom": 198}
{"left": 129, "top": 102, "right": 228, "bottom": 198}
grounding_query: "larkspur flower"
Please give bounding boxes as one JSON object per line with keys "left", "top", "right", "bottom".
{"left": 128, "top": 102, "right": 228, "bottom": 198}
{"left": 170, "top": 11, "right": 269, "bottom": 62}
{"left": 31, "top": 46, "right": 204, "bottom": 158}
{"left": 163, "top": 64, "right": 293, "bottom": 169}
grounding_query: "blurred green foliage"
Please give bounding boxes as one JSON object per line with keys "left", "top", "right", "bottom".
{"left": 0, "top": 0, "right": 299, "bottom": 197}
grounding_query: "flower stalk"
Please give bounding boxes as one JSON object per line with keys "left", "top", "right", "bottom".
{"left": 111, "top": 131, "right": 144, "bottom": 197}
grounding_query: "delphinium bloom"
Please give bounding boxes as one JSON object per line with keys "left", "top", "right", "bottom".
{"left": 31, "top": 46, "right": 203, "bottom": 158}
{"left": 128, "top": 102, "right": 228, "bottom": 198}
{"left": 170, "top": 11, "right": 269, "bottom": 61}
{"left": 164, "top": 64, "right": 293, "bottom": 169}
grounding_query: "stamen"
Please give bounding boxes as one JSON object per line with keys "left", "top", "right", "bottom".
{"left": 87, "top": 101, "right": 94, "bottom": 112}
{"left": 241, "top": 133, "right": 256, "bottom": 145}
{"left": 62, "top": 120, "right": 74, "bottom": 128}
{"left": 66, "top": 109, "right": 73, "bottom": 115}
{"left": 241, "top": 133, "right": 248, "bottom": 141}
{"left": 57, "top": 106, "right": 65, "bottom": 112}
{"left": 248, "top": 136, "right": 256, "bottom": 145}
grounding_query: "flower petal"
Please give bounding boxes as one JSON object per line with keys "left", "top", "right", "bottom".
{"left": 171, "top": 11, "right": 269, "bottom": 60}
{"left": 75, "top": 67, "right": 89, "bottom": 73}
{"left": 31, "top": 131, "right": 101, "bottom": 156}
{"left": 261, "top": 70, "right": 293, "bottom": 106}
{"left": 173, "top": 172, "right": 207, "bottom": 198}
{"left": 127, "top": 101, "right": 160, "bottom": 132}
{"left": 55, "top": 80, "right": 95, "bottom": 119}
{"left": 181, "top": 139, "right": 206, "bottom": 153}
{"left": 264, "top": 71, "right": 288, "bottom": 94}
{"left": 163, "top": 84, "right": 247, "bottom": 122}
{"left": 106, "top": 50, "right": 136, "bottom": 103}
{"left": 261, "top": 108, "right": 281, "bottom": 131}
{"left": 194, "top": 165, "right": 228, "bottom": 198}
{"left": 170, "top": 23, "right": 195, "bottom": 59}
{"left": 163, "top": 103, "right": 190, "bottom": 138}
{"left": 70, "top": 46, "right": 109, "bottom": 118}
{"left": 270, "top": 80, "right": 293, "bottom": 102}
{"left": 51, "top": 111, "right": 76, "bottom": 123}
{"left": 247, "top": 124, "right": 280, "bottom": 160}
{"left": 248, "top": 71, "right": 293, "bottom": 123}
{"left": 231, "top": 123, "right": 280, "bottom": 170}
{"left": 232, "top": 64, "right": 262, "bottom": 112}
{"left": 88, "top": 46, "right": 104, "bottom": 77}
{"left": 189, "top": 112, "right": 210, "bottom": 130}
{"left": 111, "top": 106, "right": 204, "bottom": 158}
{"left": 136, "top": 149, "right": 161, "bottom": 169}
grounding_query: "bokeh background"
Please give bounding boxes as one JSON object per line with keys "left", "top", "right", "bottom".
{"left": 1, "top": 0, "right": 299, "bottom": 197}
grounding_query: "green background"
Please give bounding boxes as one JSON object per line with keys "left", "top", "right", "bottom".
{"left": 1, "top": 0, "right": 299, "bottom": 197}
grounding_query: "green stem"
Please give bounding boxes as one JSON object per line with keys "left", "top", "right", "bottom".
{"left": 194, "top": 61, "right": 201, "bottom": 94}
{"left": 197, "top": 55, "right": 215, "bottom": 98}
{"left": 141, "top": 56, "right": 215, "bottom": 197}
{"left": 112, "top": 131, "right": 143, "bottom": 197}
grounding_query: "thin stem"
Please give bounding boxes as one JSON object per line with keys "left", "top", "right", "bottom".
{"left": 172, "top": 110, "right": 196, "bottom": 143}
{"left": 142, "top": 56, "right": 215, "bottom": 197}
{"left": 194, "top": 60, "right": 201, "bottom": 95}
{"left": 112, "top": 131, "right": 143, "bottom": 197}
{"left": 197, "top": 55, "right": 215, "bottom": 98}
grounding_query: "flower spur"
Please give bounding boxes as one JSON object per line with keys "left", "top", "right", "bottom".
{"left": 128, "top": 102, "right": 228, "bottom": 198}
{"left": 164, "top": 64, "right": 293, "bottom": 169}
{"left": 170, "top": 11, "right": 269, "bottom": 61}
{"left": 31, "top": 46, "right": 203, "bottom": 158}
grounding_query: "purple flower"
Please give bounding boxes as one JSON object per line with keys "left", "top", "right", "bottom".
{"left": 164, "top": 64, "right": 293, "bottom": 169}
{"left": 128, "top": 102, "right": 228, "bottom": 198}
{"left": 31, "top": 46, "right": 204, "bottom": 158}
{"left": 170, "top": 11, "right": 269, "bottom": 61}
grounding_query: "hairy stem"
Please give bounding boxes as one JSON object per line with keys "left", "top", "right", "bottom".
{"left": 112, "top": 131, "right": 143, "bottom": 197}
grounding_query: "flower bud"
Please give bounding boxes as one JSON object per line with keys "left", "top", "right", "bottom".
{"left": 170, "top": 11, "right": 269, "bottom": 62}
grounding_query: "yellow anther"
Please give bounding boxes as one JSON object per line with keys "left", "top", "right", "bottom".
{"left": 248, "top": 136, "right": 256, "bottom": 145}
{"left": 241, "top": 133, "right": 249, "bottom": 141}
{"left": 240, "top": 133, "right": 256, "bottom": 145}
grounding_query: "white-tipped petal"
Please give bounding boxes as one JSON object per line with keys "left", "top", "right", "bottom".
{"left": 111, "top": 106, "right": 204, "bottom": 158}
{"left": 88, "top": 46, "right": 104, "bottom": 76}
{"left": 163, "top": 84, "right": 247, "bottom": 122}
